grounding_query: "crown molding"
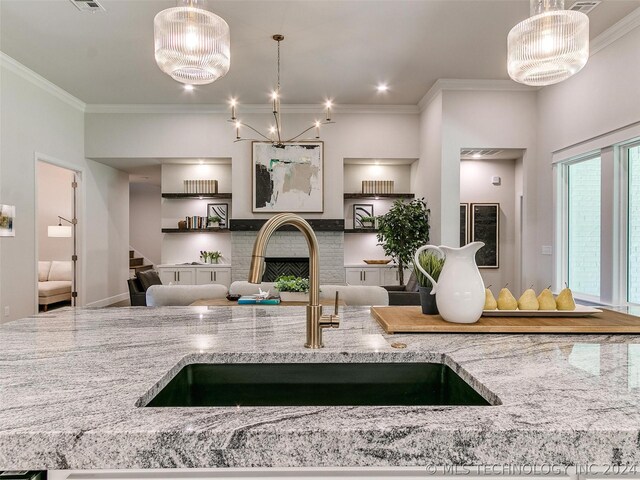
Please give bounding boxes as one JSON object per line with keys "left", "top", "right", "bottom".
{"left": 418, "top": 79, "right": 538, "bottom": 112}
{"left": 590, "top": 6, "right": 640, "bottom": 56}
{"left": 84, "top": 103, "right": 419, "bottom": 115}
{"left": 0, "top": 52, "right": 86, "bottom": 112}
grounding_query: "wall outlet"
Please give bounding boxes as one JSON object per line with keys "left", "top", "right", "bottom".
{"left": 541, "top": 245, "right": 553, "bottom": 255}
{"left": 4, "top": 306, "right": 9, "bottom": 317}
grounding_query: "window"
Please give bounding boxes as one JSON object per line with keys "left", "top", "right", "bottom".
{"left": 567, "top": 156, "right": 601, "bottom": 297}
{"left": 628, "top": 145, "right": 640, "bottom": 304}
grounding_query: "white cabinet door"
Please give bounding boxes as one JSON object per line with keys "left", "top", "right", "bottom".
{"left": 361, "top": 268, "right": 380, "bottom": 286}
{"left": 382, "top": 267, "right": 413, "bottom": 286}
{"left": 382, "top": 266, "right": 399, "bottom": 286}
{"left": 345, "top": 268, "right": 364, "bottom": 285}
{"left": 175, "top": 268, "right": 194, "bottom": 285}
{"left": 158, "top": 268, "right": 178, "bottom": 285}
{"left": 196, "top": 268, "right": 215, "bottom": 285}
{"left": 213, "top": 268, "right": 231, "bottom": 287}
{"left": 196, "top": 268, "right": 231, "bottom": 287}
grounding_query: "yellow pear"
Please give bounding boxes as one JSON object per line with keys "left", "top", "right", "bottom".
{"left": 537, "top": 288, "right": 557, "bottom": 310}
{"left": 556, "top": 287, "right": 576, "bottom": 311}
{"left": 497, "top": 287, "right": 518, "bottom": 310}
{"left": 518, "top": 288, "right": 539, "bottom": 311}
{"left": 484, "top": 288, "right": 497, "bottom": 310}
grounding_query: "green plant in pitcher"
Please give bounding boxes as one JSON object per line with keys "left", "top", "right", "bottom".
{"left": 414, "top": 251, "right": 444, "bottom": 289}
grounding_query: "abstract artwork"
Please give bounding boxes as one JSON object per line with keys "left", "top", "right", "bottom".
{"left": 207, "top": 203, "right": 228, "bottom": 229}
{"left": 471, "top": 203, "right": 500, "bottom": 269}
{"left": 460, "top": 203, "right": 469, "bottom": 246}
{"left": 252, "top": 142, "right": 323, "bottom": 213}
{"left": 353, "top": 204, "right": 374, "bottom": 229}
{"left": 0, "top": 204, "right": 15, "bottom": 237}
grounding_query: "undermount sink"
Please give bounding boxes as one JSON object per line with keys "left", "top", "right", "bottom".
{"left": 144, "top": 363, "right": 491, "bottom": 407}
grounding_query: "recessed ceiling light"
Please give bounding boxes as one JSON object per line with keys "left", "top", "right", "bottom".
{"left": 184, "top": 84, "right": 194, "bottom": 91}
{"left": 472, "top": 153, "right": 482, "bottom": 159}
{"left": 376, "top": 83, "right": 389, "bottom": 93}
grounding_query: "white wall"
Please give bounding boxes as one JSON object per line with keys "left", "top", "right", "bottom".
{"left": 0, "top": 58, "right": 130, "bottom": 321}
{"left": 414, "top": 93, "right": 443, "bottom": 244}
{"left": 537, "top": 25, "right": 640, "bottom": 295}
{"left": 343, "top": 163, "right": 413, "bottom": 193}
{"left": 37, "top": 161, "right": 74, "bottom": 262}
{"left": 129, "top": 182, "right": 161, "bottom": 265}
{"left": 161, "top": 163, "right": 232, "bottom": 194}
{"left": 85, "top": 111, "right": 421, "bottom": 220}
{"left": 460, "top": 158, "right": 517, "bottom": 294}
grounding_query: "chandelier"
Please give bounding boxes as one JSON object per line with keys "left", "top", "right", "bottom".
{"left": 229, "top": 35, "right": 335, "bottom": 148}
{"left": 507, "top": 0, "right": 589, "bottom": 86}
{"left": 154, "top": 0, "right": 230, "bottom": 85}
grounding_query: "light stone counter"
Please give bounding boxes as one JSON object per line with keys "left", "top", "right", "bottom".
{"left": 1, "top": 305, "right": 640, "bottom": 469}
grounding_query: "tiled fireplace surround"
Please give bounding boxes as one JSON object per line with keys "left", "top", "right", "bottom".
{"left": 231, "top": 231, "right": 346, "bottom": 284}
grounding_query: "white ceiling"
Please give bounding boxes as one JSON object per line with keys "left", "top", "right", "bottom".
{"left": 2, "top": 0, "right": 639, "bottom": 106}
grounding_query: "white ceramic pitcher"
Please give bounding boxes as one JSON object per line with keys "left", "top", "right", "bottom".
{"left": 414, "top": 242, "right": 485, "bottom": 324}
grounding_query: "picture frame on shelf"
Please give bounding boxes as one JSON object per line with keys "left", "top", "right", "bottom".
{"left": 460, "top": 203, "right": 469, "bottom": 246}
{"left": 252, "top": 141, "right": 324, "bottom": 213}
{"left": 471, "top": 203, "right": 499, "bottom": 268}
{"left": 353, "top": 204, "right": 375, "bottom": 229}
{"left": 207, "top": 203, "right": 228, "bottom": 229}
{"left": 0, "top": 204, "right": 15, "bottom": 237}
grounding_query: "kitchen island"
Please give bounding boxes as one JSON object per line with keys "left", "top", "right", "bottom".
{"left": 1, "top": 305, "right": 640, "bottom": 475}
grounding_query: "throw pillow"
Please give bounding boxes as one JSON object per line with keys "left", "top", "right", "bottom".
{"left": 38, "top": 261, "right": 52, "bottom": 282}
{"left": 138, "top": 270, "right": 162, "bottom": 291}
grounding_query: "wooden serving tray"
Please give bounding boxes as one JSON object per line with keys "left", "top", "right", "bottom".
{"left": 370, "top": 306, "right": 640, "bottom": 334}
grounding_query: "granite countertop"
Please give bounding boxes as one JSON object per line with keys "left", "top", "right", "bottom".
{"left": 2, "top": 305, "right": 640, "bottom": 469}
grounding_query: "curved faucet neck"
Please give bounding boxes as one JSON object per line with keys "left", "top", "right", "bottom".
{"left": 248, "top": 213, "right": 320, "bottom": 306}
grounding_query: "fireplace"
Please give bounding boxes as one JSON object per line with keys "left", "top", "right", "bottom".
{"left": 262, "top": 257, "right": 310, "bottom": 282}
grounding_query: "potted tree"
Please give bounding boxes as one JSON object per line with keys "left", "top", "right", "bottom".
{"left": 414, "top": 250, "right": 444, "bottom": 314}
{"left": 275, "top": 275, "right": 310, "bottom": 302}
{"left": 376, "top": 198, "right": 430, "bottom": 286}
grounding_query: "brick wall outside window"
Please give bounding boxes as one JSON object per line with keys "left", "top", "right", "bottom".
{"left": 568, "top": 157, "right": 601, "bottom": 296}
{"left": 629, "top": 147, "right": 640, "bottom": 303}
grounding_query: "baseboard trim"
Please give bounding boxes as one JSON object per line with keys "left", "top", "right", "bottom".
{"left": 85, "top": 292, "right": 128, "bottom": 308}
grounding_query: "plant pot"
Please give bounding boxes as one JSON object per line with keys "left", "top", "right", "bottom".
{"left": 279, "top": 292, "right": 309, "bottom": 303}
{"left": 419, "top": 286, "right": 438, "bottom": 315}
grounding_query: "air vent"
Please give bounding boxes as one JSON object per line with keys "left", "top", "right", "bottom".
{"left": 69, "top": 0, "right": 105, "bottom": 12}
{"left": 568, "top": 1, "right": 601, "bottom": 14}
{"left": 461, "top": 149, "right": 504, "bottom": 158}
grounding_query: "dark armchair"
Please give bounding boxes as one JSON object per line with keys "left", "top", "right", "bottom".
{"left": 383, "top": 271, "right": 421, "bottom": 305}
{"left": 127, "top": 278, "right": 147, "bottom": 306}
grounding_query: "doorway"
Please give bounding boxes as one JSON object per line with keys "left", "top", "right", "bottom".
{"left": 459, "top": 149, "right": 524, "bottom": 295}
{"left": 35, "top": 158, "right": 82, "bottom": 312}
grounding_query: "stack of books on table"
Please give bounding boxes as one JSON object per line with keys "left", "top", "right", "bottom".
{"left": 238, "top": 295, "right": 281, "bottom": 305}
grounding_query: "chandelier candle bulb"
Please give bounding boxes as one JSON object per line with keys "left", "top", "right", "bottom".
{"left": 230, "top": 100, "right": 236, "bottom": 120}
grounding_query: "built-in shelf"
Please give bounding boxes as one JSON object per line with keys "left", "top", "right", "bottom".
{"left": 344, "top": 229, "right": 378, "bottom": 234}
{"left": 162, "top": 228, "right": 230, "bottom": 233}
{"left": 343, "top": 193, "right": 415, "bottom": 200}
{"left": 161, "top": 193, "right": 232, "bottom": 199}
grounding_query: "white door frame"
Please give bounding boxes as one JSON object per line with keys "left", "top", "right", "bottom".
{"left": 34, "top": 152, "right": 86, "bottom": 311}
